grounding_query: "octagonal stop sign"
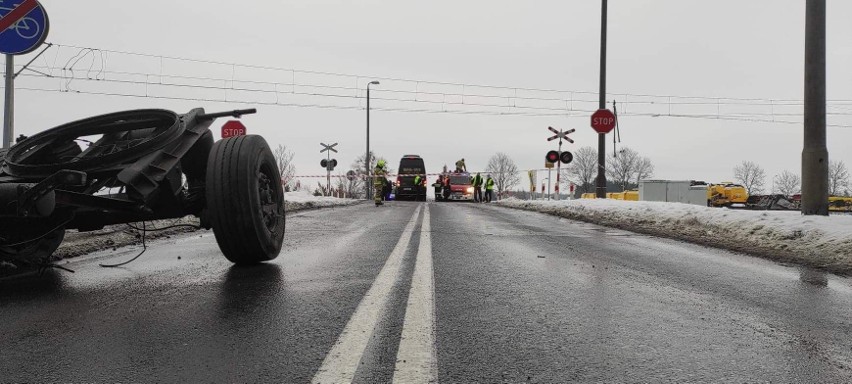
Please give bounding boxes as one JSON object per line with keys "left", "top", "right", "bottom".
{"left": 590, "top": 109, "right": 617, "bottom": 134}
{"left": 221, "top": 120, "right": 247, "bottom": 139}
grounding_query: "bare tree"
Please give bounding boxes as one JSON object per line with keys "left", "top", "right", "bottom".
{"left": 562, "top": 146, "right": 597, "bottom": 194}
{"left": 313, "top": 181, "right": 330, "bottom": 197}
{"left": 634, "top": 156, "right": 655, "bottom": 185}
{"left": 607, "top": 147, "right": 640, "bottom": 191}
{"left": 273, "top": 144, "right": 297, "bottom": 191}
{"left": 349, "top": 152, "right": 390, "bottom": 199}
{"left": 334, "top": 173, "right": 348, "bottom": 198}
{"left": 773, "top": 170, "right": 801, "bottom": 196}
{"left": 829, "top": 160, "right": 850, "bottom": 196}
{"left": 485, "top": 152, "right": 520, "bottom": 200}
{"left": 733, "top": 161, "right": 766, "bottom": 195}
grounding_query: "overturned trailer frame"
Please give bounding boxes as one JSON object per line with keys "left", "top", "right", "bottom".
{"left": 0, "top": 108, "right": 285, "bottom": 265}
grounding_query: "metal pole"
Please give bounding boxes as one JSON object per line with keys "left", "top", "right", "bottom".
{"left": 595, "top": 0, "right": 608, "bottom": 198}
{"left": 802, "top": 0, "right": 829, "bottom": 215}
{"left": 366, "top": 86, "right": 371, "bottom": 199}
{"left": 327, "top": 150, "right": 331, "bottom": 197}
{"left": 547, "top": 169, "right": 552, "bottom": 200}
{"left": 3, "top": 55, "right": 13, "bottom": 149}
{"left": 555, "top": 138, "right": 562, "bottom": 201}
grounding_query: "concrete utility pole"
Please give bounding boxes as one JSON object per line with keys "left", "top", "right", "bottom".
{"left": 3, "top": 55, "right": 13, "bottom": 149}
{"left": 366, "top": 80, "right": 379, "bottom": 199}
{"left": 595, "top": 0, "right": 608, "bottom": 198}
{"left": 801, "top": 0, "right": 829, "bottom": 215}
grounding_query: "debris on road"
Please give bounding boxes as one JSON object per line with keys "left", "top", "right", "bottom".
{"left": 0, "top": 191, "right": 360, "bottom": 276}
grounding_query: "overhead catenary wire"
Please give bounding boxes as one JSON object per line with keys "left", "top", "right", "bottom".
{"left": 11, "top": 85, "right": 852, "bottom": 128}
{"left": 43, "top": 42, "right": 852, "bottom": 105}
{"left": 3, "top": 42, "right": 852, "bottom": 127}
{"left": 18, "top": 63, "right": 850, "bottom": 108}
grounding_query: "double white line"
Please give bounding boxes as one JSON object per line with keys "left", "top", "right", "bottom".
{"left": 312, "top": 205, "right": 437, "bottom": 384}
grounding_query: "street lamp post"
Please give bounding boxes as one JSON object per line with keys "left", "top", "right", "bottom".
{"left": 366, "top": 80, "right": 380, "bottom": 199}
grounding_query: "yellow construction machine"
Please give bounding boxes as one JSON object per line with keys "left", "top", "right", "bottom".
{"left": 707, "top": 182, "right": 749, "bottom": 207}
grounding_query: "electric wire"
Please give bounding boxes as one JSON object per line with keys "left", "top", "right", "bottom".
{"left": 125, "top": 222, "right": 201, "bottom": 232}
{"left": 5, "top": 42, "right": 852, "bottom": 127}
{"left": 13, "top": 85, "right": 852, "bottom": 127}
{"left": 21, "top": 63, "right": 848, "bottom": 108}
{"left": 99, "top": 222, "right": 147, "bottom": 268}
{"left": 45, "top": 42, "right": 852, "bottom": 105}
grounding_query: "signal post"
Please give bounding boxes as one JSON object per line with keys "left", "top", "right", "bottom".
{"left": 545, "top": 127, "right": 575, "bottom": 200}
{"left": 320, "top": 142, "right": 338, "bottom": 196}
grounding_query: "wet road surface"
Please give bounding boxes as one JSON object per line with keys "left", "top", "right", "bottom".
{"left": 2, "top": 201, "right": 852, "bottom": 382}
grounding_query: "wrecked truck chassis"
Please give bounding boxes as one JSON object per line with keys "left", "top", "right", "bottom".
{"left": 0, "top": 107, "right": 285, "bottom": 265}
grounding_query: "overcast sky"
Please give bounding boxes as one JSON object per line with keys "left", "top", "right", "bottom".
{"left": 7, "top": 0, "right": 852, "bottom": 191}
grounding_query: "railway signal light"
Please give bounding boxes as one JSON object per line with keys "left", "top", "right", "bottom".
{"left": 546, "top": 150, "right": 572, "bottom": 164}
{"left": 320, "top": 159, "right": 338, "bottom": 171}
{"left": 546, "top": 150, "right": 559, "bottom": 164}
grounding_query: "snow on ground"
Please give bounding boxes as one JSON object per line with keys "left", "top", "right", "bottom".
{"left": 498, "top": 198, "right": 852, "bottom": 276}
{"left": 284, "top": 190, "right": 360, "bottom": 210}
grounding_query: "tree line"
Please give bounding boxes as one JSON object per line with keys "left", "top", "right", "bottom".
{"left": 733, "top": 160, "right": 850, "bottom": 196}
{"left": 273, "top": 143, "right": 851, "bottom": 199}
{"left": 562, "top": 146, "right": 655, "bottom": 194}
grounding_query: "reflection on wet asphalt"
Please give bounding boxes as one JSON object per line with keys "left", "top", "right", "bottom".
{"left": 1, "top": 201, "right": 851, "bottom": 382}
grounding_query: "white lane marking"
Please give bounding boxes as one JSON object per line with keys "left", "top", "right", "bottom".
{"left": 393, "top": 204, "right": 437, "bottom": 383}
{"left": 312, "top": 205, "right": 422, "bottom": 384}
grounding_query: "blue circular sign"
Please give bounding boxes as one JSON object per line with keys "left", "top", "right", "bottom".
{"left": 0, "top": 0, "right": 49, "bottom": 55}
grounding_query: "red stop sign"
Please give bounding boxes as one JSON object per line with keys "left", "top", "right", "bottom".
{"left": 590, "top": 109, "right": 616, "bottom": 134}
{"left": 221, "top": 120, "right": 247, "bottom": 138}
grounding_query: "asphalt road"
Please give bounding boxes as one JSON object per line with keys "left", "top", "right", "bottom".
{"left": 2, "top": 201, "right": 852, "bottom": 382}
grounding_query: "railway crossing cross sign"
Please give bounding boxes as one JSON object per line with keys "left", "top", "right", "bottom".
{"left": 0, "top": 0, "right": 50, "bottom": 55}
{"left": 320, "top": 142, "right": 338, "bottom": 153}
{"left": 547, "top": 126, "right": 576, "bottom": 143}
{"left": 545, "top": 126, "right": 575, "bottom": 201}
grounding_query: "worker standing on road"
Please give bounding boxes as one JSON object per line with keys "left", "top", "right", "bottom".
{"left": 432, "top": 180, "right": 443, "bottom": 201}
{"left": 472, "top": 172, "right": 483, "bottom": 203}
{"left": 374, "top": 159, "right": 387, "bottom": 206}
{"left": 485, "top": 174, "right": 495, "bottom": 203}
{"left": 384, "top": 176, "right": 393, "bottom": 201}
{"left": 455, "top": 158, "right": 467, "bottom": 173}
{"left": 413, "top": 174, "right": 422, "bottom": 198}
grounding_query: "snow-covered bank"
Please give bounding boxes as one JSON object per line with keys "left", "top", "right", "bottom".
{"left": 498, "top": 198, "right": 852, "bottom": 276}
{"left": 284, "top": 190, "right": 362, "bottom": 211}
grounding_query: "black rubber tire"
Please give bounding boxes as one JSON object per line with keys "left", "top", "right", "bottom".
{"left": 205, "top": 135, "right": 285, "bottom": 264}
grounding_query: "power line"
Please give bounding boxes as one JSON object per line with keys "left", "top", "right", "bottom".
{"left": 13, "top": 85, "right": 852, "bottom": 128}
{"left": 4, "top": 42, "right": 851, "bottom": 127}
{"left": 11, "top": 69, "right": 852, "bottom": 124}
{"left": 42, "top": 42, "right": 852, "bottom": 105}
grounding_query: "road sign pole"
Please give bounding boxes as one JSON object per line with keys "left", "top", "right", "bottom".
{"left": 366, "top": 86, "right": 371, "bottom": 199}
{"left": 3, "top": 55, "right": 13, "bottom": 149}
{"left": 547, "top": 168, "right": 552, "bottom": 200}
{"left": 0, "top": 0, "right": 50, "bottom": 149}
{"left": 596, "top": 0, "right": 609, "bottom": 198}
{"left": 802, "top": 0, "right": 829, "bottom": 216}
{"left": 326, "top": 150, "right": 331, "bottom": 197}
{"left": 555, "top": 138, "right": 561, "bottom": 201}
{"left": 365, "top": 81, "right": 379, "bottom": 200}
